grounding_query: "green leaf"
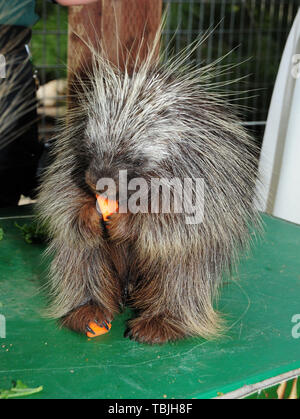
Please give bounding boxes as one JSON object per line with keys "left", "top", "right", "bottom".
{"left": 0, "top": 227, "right": 3, "bottom": 241}
{"left": 15, "top": 221, "right": 48, "bottom": 244}
{"left": 0, "top": 381, "right": 43, "bottom": 399}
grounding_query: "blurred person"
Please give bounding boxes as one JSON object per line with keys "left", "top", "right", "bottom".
{"left": 0, "top": 0, "right": 98, "bottom": 207}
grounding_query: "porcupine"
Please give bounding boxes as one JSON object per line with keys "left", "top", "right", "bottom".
{"left": 37, "top": 32, "right": 260, "bottom": 344}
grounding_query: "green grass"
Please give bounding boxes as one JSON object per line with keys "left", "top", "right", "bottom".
{"left": 31, "top": 1, "right": 68, "bottom": 82}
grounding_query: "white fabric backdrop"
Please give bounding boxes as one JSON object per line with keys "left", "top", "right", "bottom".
{"left": 256, "top": 8, "right": 300, "bottom": 225}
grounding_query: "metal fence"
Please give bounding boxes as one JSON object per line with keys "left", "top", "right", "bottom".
{"left": 162, "top": 0, "right": 300, "bottom": 129}
{"left": 32, "top": 0, "right": 300, "bottom": 141}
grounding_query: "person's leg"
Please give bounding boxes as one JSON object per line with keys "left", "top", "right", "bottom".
{"left": 0, "top": 27, "right": 41, "bottom": 207}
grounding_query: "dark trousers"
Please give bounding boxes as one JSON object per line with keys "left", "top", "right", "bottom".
{"left": 0, "top": 26, "right": 42, "bottom": 207}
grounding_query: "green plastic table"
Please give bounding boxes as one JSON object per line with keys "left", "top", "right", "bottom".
{"left": 0, "top": 207, "right": 299, "bottom": 399}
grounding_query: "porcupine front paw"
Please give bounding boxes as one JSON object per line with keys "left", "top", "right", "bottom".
{"left": 125, "top": 315, "right": 186, "bottom": 344}
{"left": 61, "top": 303, "right": 112, "bottom": 337}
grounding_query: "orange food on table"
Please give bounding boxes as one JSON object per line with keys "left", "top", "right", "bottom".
{"left": 86, "top": 321, "right": 112, "bottom": 338}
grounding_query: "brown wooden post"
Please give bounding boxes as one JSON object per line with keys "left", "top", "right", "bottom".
{"left": 68, "top": 0, "right": 163, "bottom": 79}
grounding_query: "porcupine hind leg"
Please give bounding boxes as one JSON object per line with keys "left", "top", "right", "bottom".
{"left": 125, "top": 260, "right": 220, "bottom": 344}
{"left": 125, "top": 224, "right": 221, "bottom": 344}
